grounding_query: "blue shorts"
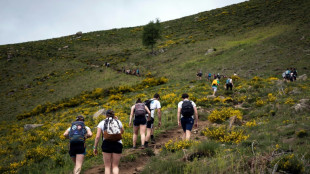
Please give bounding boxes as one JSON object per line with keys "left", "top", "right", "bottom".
{"left": 181, "top": 117, "right": 194, "bottom": 132}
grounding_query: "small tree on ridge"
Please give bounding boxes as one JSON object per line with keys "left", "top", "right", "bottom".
{"left": 142, "top": 19, "right": 161, "bottom": 54}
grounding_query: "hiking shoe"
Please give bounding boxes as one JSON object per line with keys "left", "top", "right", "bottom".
{"left": 151, "top": 139, "right": 156, "bottom": 144}
{"left": 144, "top": 142, "right": 149, "bottom": 148}
{"left": 141, "top": 145, "right": 145, "bottom": 149}
{"left": 132, "top": 146, "right": 137, "bottom": 149}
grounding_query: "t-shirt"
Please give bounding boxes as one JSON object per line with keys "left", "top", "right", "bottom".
{"left": 147, "top": 99, "right": 161, "bottom": 118}
{"left": 178, "top": 99, "right": 196, "bottom": 118}
{"left": 67, "top": 126, "right": 91, "bottom": 132}
{"left": 97, "top": 118, "right": 123, "bottom": 144}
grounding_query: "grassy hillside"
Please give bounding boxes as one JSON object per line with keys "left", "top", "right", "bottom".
{"left": 0, "top": 0, "right": 309, "bottom": 173}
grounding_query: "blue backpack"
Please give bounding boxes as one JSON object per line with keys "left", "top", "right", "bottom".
{"left": 69, "top": 121, "right": 87, "bottom": 143}
{"left": 226, "top": 79, "right": 231, "bottom": 84}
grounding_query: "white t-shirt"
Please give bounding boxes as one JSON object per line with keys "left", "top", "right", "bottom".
{"left": 97, "top": 118, "right": 123, "bottom": 144}
{"left": 149, "top": 99, "right": 161, "bottom": 118}
{"left": 178, "top": 99, "right": 196, "bottom": 118}
{"left": 67, "top": 126, "right": 91, "bottom": 131}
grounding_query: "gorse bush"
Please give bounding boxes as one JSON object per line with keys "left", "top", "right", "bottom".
{"left": 208, "top": 107, "right": 242, "bottom": 123}
{"left": 163, "top": 139, "right": 200, "bottom": 152}
{"left": 202, "top": 126, "right": 249, "bottom": 144}
{"left": 271, "top": 154, "right": 304, "bottom": 174}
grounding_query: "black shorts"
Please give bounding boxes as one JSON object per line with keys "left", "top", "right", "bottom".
{"left": 133, "top": 116, "right": 147, "bottom": 126}
{"left": 69, "top": 142, "right": 86, "bottom": 157}
{"left": 101, "top": 140, "right": 123, "bottom": 154}
{"left": 147, "top": 117, "right": 154, "bottom": 129}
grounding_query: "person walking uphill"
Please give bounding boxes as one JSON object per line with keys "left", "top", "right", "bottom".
{"left": 177, "top": 93, "right": 198, "bottom": 140}
{"left": 129, "top": 98, "right": 151, "bottom": 149}
{"left": 226, "top": 77, "right": 233, "bottom": 90}
{"left": 63, "top": 115, "right": 92, "bottom": 174}
{"left": 145, "top": 93, "right": 161, "bottom": 147}
{"left": 211, "top": 78, "right": 219, "bottom": 96}
{"left": 93, "top": 109, "right": 124, "bottom": 174}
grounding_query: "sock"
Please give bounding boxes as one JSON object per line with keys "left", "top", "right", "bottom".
{"left": 145, "top": 141, "right": 148, "bottom": 145}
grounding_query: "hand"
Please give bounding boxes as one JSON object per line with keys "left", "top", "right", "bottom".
{"left": 93, "top": 149, "right": 98, "bottom": 156}
{"left": 195, "top": 122, "right": 198, "bottom": 128}
{"left": 178, "top": 121, "right": 180, "bottom": 127}
{"left": 158, "top": 121, "right": 161, "bottom": 127}
{"left": 129, "top": 122, "right": 132, "bottom": 127}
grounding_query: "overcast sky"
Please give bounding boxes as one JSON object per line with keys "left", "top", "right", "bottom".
{"left": 0, "top": 0, "right": 246, "bottom": 45}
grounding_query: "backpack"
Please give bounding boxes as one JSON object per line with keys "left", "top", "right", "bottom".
{"left": 144, "top": 99, "right": 153, "bottom": 111}
{"left": 212, "top": 79, "right": 218, "bottom": 86}
{"left": 69, "top": 121, "right": 87, "bottom": 143}
{"left": 103, "top": 117, "right": 122, "bottom": 142}
{"left": 181, "top": 101, "right": 194, "bottom": 117}
{"left": 285, "top": 70, "right": 290, "bottom": 75}
{"left": 134, "top": 103, "right": 146, "bottom": 117}
{"left": 208, "top": 73, "right": 212, "bottom": 77}
{"left": 226, "top": 79, "right": 231, "bottom": 84}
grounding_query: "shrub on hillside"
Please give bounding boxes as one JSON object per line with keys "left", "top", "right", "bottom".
{"left": 208, "top": 107, "right": 242, "bottom": 123}
{"left": 202, "top": 126, "right": 249, "bottom": 144}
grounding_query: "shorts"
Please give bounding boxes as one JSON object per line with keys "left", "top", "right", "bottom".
{"left": 147, "top": 117, "right": 154, "bottom": 129}
{"left": 101, "top": 140, "right": 123, "bottom": 154}
{"left": 181, "top": 117, "right": 194, "bottom": 132}
{"left": 197, "top": 73, "right": 202, "bottom": 77}
{"left": 133, "top": 116, "right": 147, "bottom": 126}
{"left": 212, "top": 86, "right": 217, "bottom": 92}
{"left": 69, "top": 142, "right": 86, "bottom": 157}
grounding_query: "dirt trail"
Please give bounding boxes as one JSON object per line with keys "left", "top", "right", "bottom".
{"left": 85, "top": 120, "right": 211, "bottom": 174}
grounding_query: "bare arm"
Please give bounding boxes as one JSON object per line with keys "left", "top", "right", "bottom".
{"left": 177, "top": 107, "right": 181, "bottom": 126}
{"left": 129, "top": 105, "right": 134, "bottom": 126}
{"left": 145, "top": 106, "right": 151, "bottom": 121}
{"left": 93, "top": 127, "right": 102, "bottom": 155}
{"left": 63, "top": 129, "right": 69, "bottom": 138}
{"left": 86, "top": 127, "right": 92, "bottom": 138}
{"left": 194, "top": 106, "right": 198, "bottom": 127}
{"left": 157, "top": 108, "right": 162, "bottom": 126}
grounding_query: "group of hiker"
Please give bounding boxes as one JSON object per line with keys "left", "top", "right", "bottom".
{"left": 282, "top": 67, "right": 298, "bottom": 82}
{"left": 63, "top": 92, "right": 199, "bottom": 174}
{"left": 196, "top": 70, "right": 235, "bottom": 97}
{"left": 122, "top": 67, "right": 140, "bottom": 76}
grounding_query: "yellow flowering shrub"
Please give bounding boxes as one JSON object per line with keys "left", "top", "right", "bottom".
{"left": 208, "top": 108, "right": 242, "bottom": 123}
{"left": 271, "top": 154, "right": 304, "bottom": 173}
{"left": 267, "top": 93, "right": 276, "bottom": 102}
{"left": 109, "top": 93, "right": 123, "bottom": 101}
{"left": 202, "top": 126, "right": 249, "bottom": 144}
{"left": 245, "top": 120, "right": 257, "bottom": 127}
{"left": 284, "top": 98, "right": 294, "bottom": 105}
{"left": 255, "top": 99, "right": 266, "bottom": 107}
{"left": 163, "top": 139, "right": 199, "bottom": 152}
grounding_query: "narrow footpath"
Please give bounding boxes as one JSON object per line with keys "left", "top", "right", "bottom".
{"left": 85, "top": 119, "right": 211, "bottom": 174}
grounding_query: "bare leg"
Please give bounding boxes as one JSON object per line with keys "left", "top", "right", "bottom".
{"left": 103, "top": 152, "right": 112, "bottom": 174}
{"left": 133, "top": 126, "right": 139, "bottom": 147}
{"left": 74, "top": 154, "right": 84, "bottom": 174}
{"left": 146, "top": 128, "right": 151, "bottom": 142}
{"left": 140, "top": 124, "right": 146, "bottom": 146}
{"left": 185, "top": 130, "right": 191, "bottom": 141}
{"left": 112, "top": 153, "right": 122, "bottom": 174}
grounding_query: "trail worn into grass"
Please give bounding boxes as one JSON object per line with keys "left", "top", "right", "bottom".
{"left": 85, "top": 119, "right": 211, "bottom": 174}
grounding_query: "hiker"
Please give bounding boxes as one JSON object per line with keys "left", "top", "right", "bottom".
{"left": 63, "top": 115, "right": 92, "bottom": 174}
{"left": 211, "top": 78, "right": 219, "bottom": 96}
{"left": 196, "top": 70, "right": 203, "bottom": 80}
{"left": 207, "top": 72, "right": 212, "bottom": 81}
{"left": 144, "top": 93, "right": 162, "bottom": 147}
{"left": 93, "top": 109, "right": 124, "bottom": 174}
{"left": 136, "top": 68, "right": 140, "bottom": 76}
{"left": 217, "top": 73, "right": 221, "bottom": 79}
{"left": 285, "top": 68, "right": 291, "bottom": 82}
{"left": 226, "top": 77, "right": 233, "bottom": 90}
{"left": 177, "top": 93, "right": 198, "bottom": 140}
{"left": 292, "top": 68, "right": 298, "bottom": 81}
{"left": 129, "top": 98, "right": 151, "bottom": 149}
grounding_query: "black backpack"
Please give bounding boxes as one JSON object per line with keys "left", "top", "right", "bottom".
{"left": 144, "top": 99, "right": 153, "bottom": 111}
{"left": 181, "top": 101, "right": 194, "bottom": 117}
{"left": 69, "top": 121, "right": 87, "bottom": 143}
